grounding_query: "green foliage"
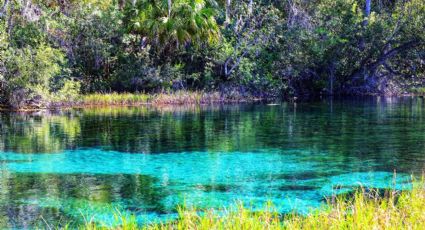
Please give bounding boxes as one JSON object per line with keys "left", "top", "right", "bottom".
{"left": 109, "top": 47, "right": 179, "bottom": 92}
{"left": 53, "top": 79, "right": 82, "bottom": 103}
{"left": 11, "top": 21, "right": 45, "bottom": 47}
{"left": 218, "top": 2, "right": 284, "bottom": 95}
{"left": 1, "top": 43, "right": 66, "bottom": 107}
{"left": 56, "top": 1, "right": 124, "bottom": 92}
{"left": 272, "top": 0, "right": 425, "bottom": 96}
{"left": 0, "top": 0, "right": 424, "bottom": 108}
{"left": 126, "top": 0, "right": 220, "bottom": 49}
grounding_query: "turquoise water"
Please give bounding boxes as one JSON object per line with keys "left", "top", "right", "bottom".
{"left": 0, "top": 97, "right": 424, "bottom": 228}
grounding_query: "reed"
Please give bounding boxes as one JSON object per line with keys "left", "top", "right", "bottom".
{"left": 410, "top": 87, "right": 425, "bottom": 95}
{"left": 69, "top": 180, "right": 425, "bottom": 230}
{"left": 152, "top": 91, "right": 222, "bottom": 105}
{"left": 78, "top": 91, "right": 257, "bottom": 107}
{"left": 3, "top": 91, "right": 264, "bottom": 110}
{"left": 81, "top": 93, "right": 152, "bottom": 106}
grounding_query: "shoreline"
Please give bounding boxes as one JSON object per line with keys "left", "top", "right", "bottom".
{"left": 1, "top": 91, "right": 424, "bottom": 112}
{"left": 0, "top": 91, "right": 271, "bottom": 112}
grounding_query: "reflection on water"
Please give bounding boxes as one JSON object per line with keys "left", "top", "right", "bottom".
{"left": 1, "top": 97, "right": 425, "bottom": 228}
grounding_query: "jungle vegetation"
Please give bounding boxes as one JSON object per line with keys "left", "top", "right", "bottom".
{"left": 0, "top": 0, "right": 424, "bottom": 108}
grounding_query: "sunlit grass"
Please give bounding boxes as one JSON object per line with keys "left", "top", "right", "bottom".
{"left": 410, "top": 87, "right": 425, "bottom": 95}
{"left": 78, "top": 91, "right": 257, "bottom": 106}
{"left": 152, "top": 91, "right": 222, "bottom": 105}
{"left": 81, "top": 93, "right": 152, "bottom": 105}
{"left": 5, "top": 91, "right": 264, "bottom": 110}
{"left": 68, "top": 180, "right": 425, "bottom": 230}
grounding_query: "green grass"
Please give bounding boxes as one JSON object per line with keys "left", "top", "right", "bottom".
{"left": 81, "top": 93, "right": 152, "bottom": 105}
{"left": 3, "top": 91, "right": 264, "bottom": 110}
{"left": 152, "top": 91, "right": 222, "bottom": 105}
{"left": 61, "top": 180, "right": 425, "bottom": 230}
{"left": 410, "top": 87, "right": 425, "bottom": 95}
{"left": 77, "top": 91, "right": 258, "bottom": 107}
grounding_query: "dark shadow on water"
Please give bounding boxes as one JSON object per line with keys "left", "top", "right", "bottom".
{"left": 278, "top": 185, "right": 320, "bottom": 191}
{"left": 194, "top": 184, "right": 240, "bottom": 193}
{"left": 266, "top": 171, "right": 340, "bottom": 181}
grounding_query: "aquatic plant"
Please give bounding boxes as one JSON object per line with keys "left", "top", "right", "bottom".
{"left": 72, "top": 91, "right": 259, "bottom": 107}
{"left": 81, "top": 93, "right": 152, "bottom": 106}
{"left": 152, "top": 91, "right": 222, "bottom": 105}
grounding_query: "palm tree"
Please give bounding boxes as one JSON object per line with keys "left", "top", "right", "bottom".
{"left": 128, "top": 0, "right": 220, "bottom": 49}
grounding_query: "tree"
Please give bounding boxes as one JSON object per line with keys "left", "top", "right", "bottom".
{"left": 127, "top": 0, "right": 220, "bottom": 51}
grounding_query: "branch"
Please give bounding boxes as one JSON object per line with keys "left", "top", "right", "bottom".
{"left": 0, "top": 0, "right": 8, "bottom": 18}
{"left": 368, "top": 40, "right": 422, "bottom": 74}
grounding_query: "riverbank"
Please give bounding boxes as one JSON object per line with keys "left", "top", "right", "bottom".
{"left": 77, "top": 91, "right": 265, "bottom": 106}
{"left": 0, "top": 91, "right": 268, "bottom": 111}
{"left": 72, "top": 181, "right": 425, "bottom": 229}
{"left": 2, "top": 90, "right": 425, "bottom": 112}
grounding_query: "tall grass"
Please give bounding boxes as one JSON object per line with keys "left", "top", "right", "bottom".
{"left": 76, "top": 91, "right": 260, "bottom": 107}
{"left": 152, "top": 91, "right": 223, "bottom": 105}
{"left": 81, "top": 93, "right": 152, "bottom": 106}
{"left": 410, "top": 87, "right": 425, "bottom": 95}
{"left": 6, "top": 91, "right": 264, "bottom": 110}
{"left": 69, "top": 181, "right": 425, "bottom": 230}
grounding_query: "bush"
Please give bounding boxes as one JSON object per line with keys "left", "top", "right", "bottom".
{"left": 53, "top": 79, "right": 82, "bottom": 103}
{"left": 1, "top": 44, "right": 66, "bottom": 108}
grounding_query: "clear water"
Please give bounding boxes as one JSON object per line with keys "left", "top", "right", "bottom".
{"left": 1, "top": 97, "right": 424, "bottom": 228}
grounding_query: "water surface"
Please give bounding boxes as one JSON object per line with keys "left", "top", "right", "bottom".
{"left": 1, "top": 97, "right": 424, "bottom": 228}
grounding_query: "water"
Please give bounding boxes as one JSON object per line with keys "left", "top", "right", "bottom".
{"left": 1, "top": 97, "right": 424, "bottom": 228}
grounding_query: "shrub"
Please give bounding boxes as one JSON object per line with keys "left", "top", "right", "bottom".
{"left": 1, "top": 44, "right": 66, "bottom": 108}
{"left": 53, "top": 79, "right": 82, "bottom": 103}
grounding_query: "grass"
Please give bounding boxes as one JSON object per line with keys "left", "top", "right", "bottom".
{"left": 410, "top": 87, "right": 425, "bottom": 95}
{"left": 77, "top": 91, "right": 260, "bottom": 107}
{"left": 81, "top": 93, "right": 152, "bottom": 106}
{"left": 152, "top": 91, "right": 218, "bottom": 105}
{"left": 62, "top": 180, "right": 425, "bottom": 230}
{"left": 2, "top": 90, "right": 266, "bottom": 110}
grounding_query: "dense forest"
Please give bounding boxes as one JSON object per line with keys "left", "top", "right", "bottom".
{"left": 0, "top": 0, "right": 424, "bottom": 108}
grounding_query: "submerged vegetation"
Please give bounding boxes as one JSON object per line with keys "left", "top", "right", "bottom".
{"left": 0, "top": 0, "right": 424, "bottom": 109}
{"left": 70, "top": 181, "right": 425, "bottom": 229}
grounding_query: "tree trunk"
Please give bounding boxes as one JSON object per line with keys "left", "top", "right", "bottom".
{"left": 248, "top": 0, "right": 253, "bottom": 15}
{"left": 118, "top": 0, "right": 125, "bottom": 9}
{"left": 0, "top": 0, "right": 9, "bottom": 18}
{"left": 6, "top": 0, "right": 13, "bottom": 35}
{"left": 225, "top": 0, "right": 231, "bottom": 24}
{"left": 359, "top": 0, "right": 372, "bottom": 60}
{"left": 168, "top": 0, "right": 172, "bottom": 17}
{"left": 349, "top": 40, "right": 422, "bottom": 93}
{"left": 328, "top": 61, "right": 335, "bottom": 95}
{"left": 363, "top": 0, "right": 371, "bottom": 26}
